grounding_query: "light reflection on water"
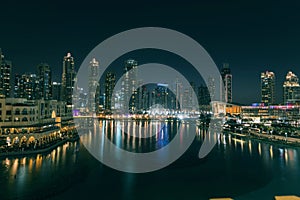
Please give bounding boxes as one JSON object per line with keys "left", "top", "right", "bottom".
{"left": 0, "top": 119, "right": 300, "bottom": 199}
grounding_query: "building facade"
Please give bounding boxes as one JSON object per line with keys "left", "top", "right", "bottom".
{"left": 221, "top": 63, "right": 232, "bottom": 103}
{"left": 283, "top": 71, "right": 300, "bottom": 104}
{"left": 261, "top": 71, "right": 275, "bottom": 105}
{"left": 37, "top": 63, "right": 52, "bottom": 100}
{"left": 14, "top": 73, "right": 39, "bottom": 100}
{"left": 104, "top": 72, "right": 116, "bottom": 111}
{"left": 0, "top": 49, "right": 12, "bottom": 98}
{"left": 61, "top": 53, "right": 76, "bottom": 105}
{"left": 88, "top": 58, "right": 99, "bottom": 113}
{"left": 0, "top": 97, "right": 74, "bottom": 149}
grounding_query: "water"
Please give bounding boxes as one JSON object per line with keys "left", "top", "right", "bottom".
{"left": 0, "top": 119, "right": 300, "bottom": 200}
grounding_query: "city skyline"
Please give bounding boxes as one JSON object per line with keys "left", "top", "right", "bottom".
{"left": 1, "top": 1, "right": 300, "bottom": 104}
{"left": 2, "top": 48, "right": 300, "bottom": 107}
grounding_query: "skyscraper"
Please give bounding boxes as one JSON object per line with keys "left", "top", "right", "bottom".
{"left": 198, "top": 84, "right": 210, "bottom": 105}
{"left": 121, "top": 59, "right": 138, "bottom": 113}
{"left": 88, "top": 58, "right": 99, "bottom": 113}
{"left": 37, "top": 63, "right": 52, "bottom": 100}
{"left": 175, "top": 78, "right": 183, "bottom": 110}
{"left": 207, "top": 76, "right": 216, "bottom": 102}
{"left": 0, "top": 49, "right": 12, "bottom": 98}
{"left": 283, "top": 71, "right": 300, "bottom": 104}
{"left": 221, "top": 63, "right": 232, "bottom": 103}
{"left": 61, "top": 53, "right": 76, "bottom": 105}
{"left": 52, "top": 82, "right": 62, "bottom": 101}
{"left": 261, "top": 71, "right": 275, "bottom": 105}
{"left": 155, "top": 83, "right": 169, "bottom": 108}
{"left": 104, "top": 72, "right": 116, "bottom": 111}
{"left": 14, "top": 73, "right": 39, "bottom": 100}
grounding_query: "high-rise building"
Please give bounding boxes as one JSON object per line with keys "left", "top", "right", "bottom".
{"left": 198, "top": 84, "right": 210, "bottom": 105}
{"left": 88, "top": 58, "right": 99, "bottom": 113}
{"left": 52, "top": 82, "right": 62, "bottom": 101}
{"left": 283, "top": 71, "right": 300, "bottom": 104}
{"left": 261, "top": 71, "right": 275, "bottom": 105}
{"left": 175, "top": 78, "right": 182, "bottom": 110}
{"left": 104, "top": 72, "right": 116, "bottom": 111}
{"left": 0, "top": 49, "right": 12, "bottom": 98}
{"left": 61, "top": 53, "right": 76, "bottom": 105}
{"left": 221, "top": 63, "right": 232, "bottom": 103}
{"left": 155, "top": 83, "right": 169, "bottom": 108}
{"left": 14, "top": 74, "right": 22, "bottom": 98}
{"left": 37, "top": 63, "right": 52, "bottom": 100}
{"left": 139, "top": 85, "right": 149, "bottom": 111}
{"left": 121, "top": 59, "right": 138, "bottom": 113}
{"left": 14, "top": 73, "right": 39, "bottom": 100}
{"left": 207, "top": 76, "right": 216, "bottom": 102}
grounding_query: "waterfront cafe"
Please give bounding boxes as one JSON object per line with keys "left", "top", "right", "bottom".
{"left": 241, "top": 103, "right": 300, "bottom": 126}
{"left": 0, "top": 98, "right": 75, "bottom": 149}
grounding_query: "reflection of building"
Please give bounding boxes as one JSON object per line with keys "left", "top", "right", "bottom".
{"left": 88, "top": 58, "right": 99, "bottom": 113}
{"left": 261, "top": 71, "right": 275, "bottom": 105}
{"left": 37, "top": 63, "right": 52, "bottom": 100}
{"left": 104, "top": 72, "right": 116, "bottom": 111}
{"left": 283, "top": 71, "right": 300, "bottom": 104}
{"left": 61, "top": 53, "right": 76, "bottom": 105}
{"left": 0, "top": 49, "right": 12, "bottom": 98}
{"left": 221, "top": 63, "right": 232, "bottom": 103}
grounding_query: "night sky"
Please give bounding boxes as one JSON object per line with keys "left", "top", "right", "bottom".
{"left": 1, "top": 0, "right": 300, "bottom": 104}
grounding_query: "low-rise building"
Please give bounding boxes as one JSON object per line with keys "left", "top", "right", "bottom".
{"left": 0, "top": 97, "right": 75, "bottom": 150}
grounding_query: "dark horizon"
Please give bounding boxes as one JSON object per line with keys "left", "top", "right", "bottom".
{"left": 1, "top": 0, "right": 300, "bottom": 104}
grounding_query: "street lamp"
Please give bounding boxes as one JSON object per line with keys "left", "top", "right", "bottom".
{"left": 285, "top": 132, "right": 287, "bottom": 141}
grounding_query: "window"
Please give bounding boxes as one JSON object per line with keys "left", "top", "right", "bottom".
{"left": 15, "top": 108, "right": 20, "bottom": 115}
{"left": 22, "top": 108, "right": 28, "bottom": 115}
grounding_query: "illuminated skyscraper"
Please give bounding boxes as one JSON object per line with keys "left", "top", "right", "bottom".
{"left": 121, "top": 59, "right": 138, "bottom": 113}
{"left": 14, "top": 73, "right": 39, "bottom": 100}
{"left": 0, "top": 49, "right": 12, "bottom": 98}
{"left": 104, "top": 72, "right": 116, "bottom": 111}
{"left": 261, "top": 71, "right": 275, "bottom": 105}
{"left": 207, "top": 76, "right": 216, "bottom": 101}
{"left": 37, "top": 63, "right": 52, "bottom": 100}
{"left": 61, "top": 53, "right": 76, "bottom": 105}
{"left": 155, "top": 83, "right": 169, "bottom": 108}
{"left": 88, "top": 58, "right": 99, "bottom": 113}
{"left": 221, "top": 63, "right": 232, "bottom": 103}
{"left": 283, "top": 71, "right": 300, "bottom": 104}
{"left": 175, "top": 78, "right": 182, "bottom": 110}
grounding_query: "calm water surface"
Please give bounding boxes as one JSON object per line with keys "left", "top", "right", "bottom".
{"left": 0, "top": 119, "right": 299, "bottom": 200}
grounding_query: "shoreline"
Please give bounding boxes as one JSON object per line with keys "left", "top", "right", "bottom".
{"left": 226, "top": 130, "right": 300, "bottom": 148}
{"left": 0, "top": 135, "right": 80, "bottom": 158}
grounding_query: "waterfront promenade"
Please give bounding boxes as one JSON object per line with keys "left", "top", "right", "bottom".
{"left": 248, "top": 130, "right": 300, "bottom": 146}
{"left": 0, "top": 135, "right": 79, "bottom": 158}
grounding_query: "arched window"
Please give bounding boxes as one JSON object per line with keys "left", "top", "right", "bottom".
{"left": 15, "top": 108, "right": 20, "bottom": 115}
{"left": 22, "top": 117, "right": 28, "bottom": 122}
{"left": 22, "top": 108, "right": 28, "bottom": 115}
